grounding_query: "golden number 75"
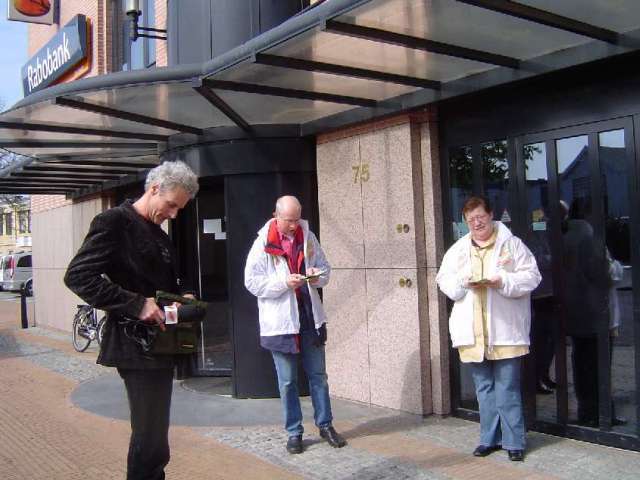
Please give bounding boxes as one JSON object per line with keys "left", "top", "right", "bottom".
{"left": 352, "top": 163, "right": 370, "bottom": 184}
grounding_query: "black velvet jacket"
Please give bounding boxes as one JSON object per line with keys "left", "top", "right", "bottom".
{"left": 64, "top": 200, "right": 182, "bottom": 369}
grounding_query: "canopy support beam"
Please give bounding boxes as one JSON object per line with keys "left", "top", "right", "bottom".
{"left": 0, "top": 120, "right": 168, "bottom": 142}
{"left": 193, "top": 84, "right": 253, "bottom": 134}
{"left": 325, "top": 20, "right": 520, "bottom": 69}
{"left": 255, "top": 53, "right": 441, "bottom": 90}
{"left": 457, "top": 0, "right": 619, "bottom": 44}
{"left": 204, "top": 78, "right": 378, "bottom": 108}
{"left": 55, "top": 97, "right": 204, "bottom": 136}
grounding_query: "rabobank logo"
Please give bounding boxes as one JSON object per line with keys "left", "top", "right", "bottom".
{"left": 21, "top": 15, "right": 89, "bottom": 96}
{"left": 27, "top": 32, "right": 72, "bottom": 92}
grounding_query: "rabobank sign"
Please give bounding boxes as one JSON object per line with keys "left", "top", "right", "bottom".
{"left": 21, "top": 15, "right": 89, "bottom": 96}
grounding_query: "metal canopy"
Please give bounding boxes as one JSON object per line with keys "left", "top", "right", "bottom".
{"left": 1, "top": 0, "right": 639, "bottom": 197}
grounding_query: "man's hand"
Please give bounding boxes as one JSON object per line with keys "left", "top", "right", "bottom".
{"left": 286, "top": 274, "right": 305, "bottom": 289}
{"left": 306, "top": 267, "right": 322, "bottom": 285}
{"left": 139, "top": 297, "right": 166, "bottom": 331}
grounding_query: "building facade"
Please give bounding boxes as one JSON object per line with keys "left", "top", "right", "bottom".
{"left": 0, "top": 199, "right": 32, "bottom": 256}
{"left": 3, "top": 0, "right": 640, "bottom": 452}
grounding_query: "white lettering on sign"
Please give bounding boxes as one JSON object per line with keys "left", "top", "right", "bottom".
{"left": 26, "top": 32, "right": 72, "bottom": 93}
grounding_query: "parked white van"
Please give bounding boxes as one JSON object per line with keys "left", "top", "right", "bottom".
{"left": 1, "top": 252, "right": 33, "bottom": 295}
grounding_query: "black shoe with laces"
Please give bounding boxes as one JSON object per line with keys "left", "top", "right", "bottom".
{"left": 286, "top": 435, "right": 303, "bottom": 454}
{"left": 319, "top": 426, "right": 347, "bottom": 448}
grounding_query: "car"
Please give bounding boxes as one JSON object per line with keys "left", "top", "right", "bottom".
{"left": 1, "top": 252, "right": 33, "bottom": 295}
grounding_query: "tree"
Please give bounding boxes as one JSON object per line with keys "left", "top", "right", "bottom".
{"left": 449, "top": 141, "right": 542, "bottom": 186}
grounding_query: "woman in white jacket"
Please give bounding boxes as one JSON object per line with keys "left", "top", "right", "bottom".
{"left": 436, "top": 196, "right": 541, "bottom": 462}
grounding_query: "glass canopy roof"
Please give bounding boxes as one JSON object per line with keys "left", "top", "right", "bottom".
{"left": 1, "top": 0, "right": 639, "bottom": 196}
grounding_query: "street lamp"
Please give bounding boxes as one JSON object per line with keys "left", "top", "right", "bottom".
{"left": 125, "top": 0, "right": 167, "bottom": 41}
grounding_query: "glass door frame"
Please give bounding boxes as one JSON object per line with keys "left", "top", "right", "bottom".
{"left": 516, "top": 116, "right": 640, "bottom": 448}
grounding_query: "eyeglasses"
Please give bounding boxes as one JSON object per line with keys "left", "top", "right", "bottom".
{"left": 466, "top": 214, "right": 491, "bottom": 224}
{"left": 278, "top": 217, "right": 300, "bottom": 225}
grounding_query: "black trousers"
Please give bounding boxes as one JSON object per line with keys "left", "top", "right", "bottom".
{"left": 118, "top": 368, "right": 174, "bottom": 480}
{"left": 571, "top": 336, "right": 616, "bottom": 424}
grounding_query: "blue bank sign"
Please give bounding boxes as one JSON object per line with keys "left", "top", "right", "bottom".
{"left": 21, "top": 15, "right": 89, "bottom": 97}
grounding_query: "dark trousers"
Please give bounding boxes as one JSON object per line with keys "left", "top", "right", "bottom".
{"left": 571, "top": 336, "right": 616, "bottom": 424}
{"left": 571, "top": 337, "right": 599, "bottom": 422}
{"left": 531, "top": 299, "right": 555, "bottom": 382}
{"left": 118, "top": 368, "right": 174, "bottom": 480}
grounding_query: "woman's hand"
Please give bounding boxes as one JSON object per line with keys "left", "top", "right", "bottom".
{"left": 486, "top": 276, "right": 503, "bottom": 289}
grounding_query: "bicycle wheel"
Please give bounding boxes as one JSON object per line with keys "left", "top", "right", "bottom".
{"left": 72, "top": 310, "right": 93, "bottom": 352}
{"left": 96, "top": 316, "right": 107, "bottom": 345}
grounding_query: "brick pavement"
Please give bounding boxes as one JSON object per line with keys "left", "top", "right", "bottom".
{"left": 2, "top": 303, "right": 640, "bottom": 479}
{"left": 0, "top": 311, "right": 300, "bottom": 480}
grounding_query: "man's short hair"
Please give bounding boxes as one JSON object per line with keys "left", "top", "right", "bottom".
{"left": 145, "top": 161, "right": 199, "bottom": 199}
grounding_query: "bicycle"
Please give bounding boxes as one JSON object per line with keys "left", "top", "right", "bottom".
{"left": 72, "top": 304, "right": 107, "bottom": 352}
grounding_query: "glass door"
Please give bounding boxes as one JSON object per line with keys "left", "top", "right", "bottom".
{"left": 195, "top": 183, "right": 231, "bottom": 375}
{"left": 518, "top": 118, "right": 639, "bottom": 442}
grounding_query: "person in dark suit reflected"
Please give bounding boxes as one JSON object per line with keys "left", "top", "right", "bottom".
{"left": 561, "top": 198, "right": 625, "bottom": 427}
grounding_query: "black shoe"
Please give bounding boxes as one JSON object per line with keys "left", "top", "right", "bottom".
{"left": 472, "top": 444, "right": 501, "bottom": 457}
{"left": 319, "top": 426, "right": 347, "bottom": 448}
{"left": 508, "top": 449, "right": 525, "bottom": 461}
{"left": 542, "top": 376, "right": 557, "bottom": 389}
{"left": 577, "top": 417, "right": 599, "bottom": 428}
{"left": 536, "top": 380, "right": 554, "bottom": 395}
{"left": 613, "top": 416, "right": 628, "bottom": 426}
{"left": 286, "top": 435, "right": 303, "bottom": 454}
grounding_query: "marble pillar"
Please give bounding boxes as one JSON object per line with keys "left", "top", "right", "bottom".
{"left": 318, "top": 113, "right": 447, "bottom": 415}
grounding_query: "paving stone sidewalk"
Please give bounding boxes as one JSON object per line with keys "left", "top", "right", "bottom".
{"left": 2, "top": 314, "right": 640, "bottom": 479}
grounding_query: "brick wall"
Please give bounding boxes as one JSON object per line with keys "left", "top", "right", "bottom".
{"left": 28, "top": 0, "right": 102, "bottom": 77}
{"left": 30, "top": 196, "right": 72, "bottom": 214}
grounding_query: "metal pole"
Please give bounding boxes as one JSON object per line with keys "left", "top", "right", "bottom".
{"left": 20, "top": 283, "right": 28, "bottom": 329}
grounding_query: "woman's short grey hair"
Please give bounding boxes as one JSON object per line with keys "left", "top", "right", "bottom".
{"left": 145, "top": 161, "right": 199, "bottom": 198}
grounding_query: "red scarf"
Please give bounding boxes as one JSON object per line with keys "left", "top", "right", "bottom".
{"left": 264, "top": 219, "right": 305, "bottom": 275}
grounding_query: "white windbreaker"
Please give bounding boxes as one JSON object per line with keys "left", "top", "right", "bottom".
{"left": 436, "top": 222, "right": 541, "bottom": 348}
{"left": 244, "top": 219, "right": 330, "bottom": 336}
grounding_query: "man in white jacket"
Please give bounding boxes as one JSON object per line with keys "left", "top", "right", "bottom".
{"left": 244, "top": 195, "right": 346, "bottom": 454}
{"left": 436, "top": 196, "right": 541, "bottom": 462}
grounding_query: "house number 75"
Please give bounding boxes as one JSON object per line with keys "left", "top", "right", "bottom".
{"left": 352, "top": 163, "right": 370, "bottom": 184}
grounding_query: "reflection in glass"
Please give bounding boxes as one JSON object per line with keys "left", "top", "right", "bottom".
{"left": 449, "top": 146, "right": 473, "bottom": 240}
{"left": 449, "top": 145, "right": 476, "bottom": 409}
{"left": 557, "top": 135, "right": 610, "bottom": 428}
{"left": 599, "top": 129, "right": 635, "bottom": 433}
{"left": 523, "top": 142, "right": 557, "bottom": 421}
{"left": 482, "top": 140, "right": 510, "bottom": 225}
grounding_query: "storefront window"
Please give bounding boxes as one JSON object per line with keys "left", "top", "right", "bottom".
{"left": 18, "top": 211, "right": 29, "bottom": 234}
{"left": 121, "top": 0, "right": 157, "bottom": 71}
{"left": 481, "top": 140, "right": 510, "bottom": 225}
{"left": 4, "top": 213, "right": 13, "bottom": 236}
{"left": 449, "top": 146, "right": 472, "bottom": 240}
{"left": 523, "top": 141, "right": 557, "bottom": 423}
{"left": 599, "top": 129, "right": 635, "bottom": 433}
